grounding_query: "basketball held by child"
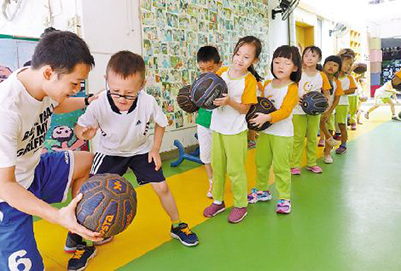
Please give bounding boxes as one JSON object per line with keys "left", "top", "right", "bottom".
{"left": 246, "top": 97, "right": 276, "bottom": 131}
{"left": 191, "top": 72, "right": 228, "bottom": 110}
{"left": 76, "top": 173, "right": 137, "bottom": 238}
{"left": 177, "top": 85, "right": 199, "bottom": 113}
{"left": 353, "top": 62, "right": 367, "bottom": 74}
{"left": 301, "top": 91, "right": 329, "bottom": 115}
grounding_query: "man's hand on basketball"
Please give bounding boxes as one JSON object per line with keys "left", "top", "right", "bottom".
{"left": 250, "top": 112, "right": 271, "bottom": 128}
{"left": 80, "top": 126, "right": 98, "bottom": 140}
{"left": 58, "top": 193, "right": 103, "bottom": 242}
{"left": 148, "top": 149, "right": 162, "bottom": 171}
{"left": 213, "top": 94, "right": 230, "bottom": 106}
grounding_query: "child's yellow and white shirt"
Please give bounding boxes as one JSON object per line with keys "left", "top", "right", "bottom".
{"left": 338, "top": 75, "right": 357, "bottom": 105}
{"left": 293, "top": 71, "right": 331, "bottom": 114}
{"left": 260, "top": 80, "right": 298, "bottom": 137}
{"left": 210, "top": 66, "right": 257, "bottom": 135}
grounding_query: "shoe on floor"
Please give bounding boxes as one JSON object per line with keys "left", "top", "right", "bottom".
{"left": 333, "top": 133, "right": 341, "bottom": 141}
{"left": 276, "top": 199, "right": 291, "bottom": 214}
{"left": 323, "top": 155, "right": 333, "bottom": 164}
{"left": 326, "top": 137, "right": 339, "bottom": 147}
{"left": 351, "top": 123, "right": 357, "bottom": 130}
{"left": 318, "top": 139, "right": 325, "bottom": 147}
{"left": 306, "top": 165, "right": 323, "bottom": 174}
{"left": 335, "top": 145, "right": 347, "bottom": 154}
{"left": 64, "top": 232, "right": 85, "bottom": 253}
{"left": 228, "top": 207, "right": 247, "bottom": 223}
{"left": 170, "top": 222, "right": 199, "bottom": 247}
{"left": 67, "top": 244, "right": 97, "bottom": 271}
{"left": 291, "top": 168, "right": 301, "bottom": 175}
{"left": 247, "top": 188, "right": 272, "bottom": 203}
{"left": 203, "top": 202, "right": 226, "bottom": 217}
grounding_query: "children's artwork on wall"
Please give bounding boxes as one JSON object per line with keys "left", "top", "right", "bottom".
{"left": 140, "top": 0, "right": 270, "bottom": 131}
{"left": 0, "top": 35, "right": 89, "bottom": 152}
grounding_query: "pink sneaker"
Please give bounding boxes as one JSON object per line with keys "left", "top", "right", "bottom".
{"left": 318, "top": 139, "right": 325, "bottom": 147}
{"left": 291, "top": 168, "right": 301, "bottom": 175}
{"left": 276, "top": 199, "right": 291, "bottom": 214}
{"left": 306, "top": 165, "right": 323, "bottom": 174}
{"left": 351, "top": 123, "right": 356, "bottom": 130}
{"left": 228, "top": 207, "right": 247, "bottom": 223}
{"left": 203, "top": 202, "right": 225, "bottom": 218}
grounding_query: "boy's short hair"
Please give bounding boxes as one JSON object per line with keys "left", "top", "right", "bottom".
{"left": 197, "top": 46, "right": 220, "bottom": 64}
{"left": 31, "top": 31, "right": 95, "bottom": 75}
{"left": 106, "top": 51, "right": 145, "bottom": 79}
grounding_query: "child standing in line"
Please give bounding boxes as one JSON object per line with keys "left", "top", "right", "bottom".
{"left": 364, "top": 80, "right": 401, "bottom": 120}
{"left": 203, "top": 36, "right": 261, "bottom": 223}
{"left": 335, "top": 49, "right": 357, "bottom": 155}
{"left": 74, "top": 51, "right": 199, "bottom": 250}
{"left": 290, "top": 46, "right": 332, "bottom": 175}
{"left": 320, "top": 55, "right": 344, "bottom": 164}
{"left": 195, "top": 46, "right": 222, "bottom": 198}
{"left": 247, "top": 45, "right": 301, "bottom": 214}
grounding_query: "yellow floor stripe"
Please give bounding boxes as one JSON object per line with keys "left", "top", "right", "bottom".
{"left": 35, "top": 106, "right": 388, "bottom": 270}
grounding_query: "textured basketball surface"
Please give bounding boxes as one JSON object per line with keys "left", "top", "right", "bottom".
{"left": 301, "top": 91, "right": 329, "bottom": 115}
{"left": 177, "top": 85, "right": 199, "bottom": 113}
{"left": 353, "top": 63, "right": 367, "bottom": 74}
{"left": 76, "top": 174, "right": 137, "bottom": 238}
{"left": 191, "top": 72, "right": 228, "bottom": 110}
{"left": 246, "top": 97, "right": 277, "bottom": 131}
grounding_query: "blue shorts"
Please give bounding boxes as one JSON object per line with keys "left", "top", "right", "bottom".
{"left": 0, "top": 150, "right": 74, "bottom": 271}
{"left": 90, "top": 152, "right": 165, "bottom": 185}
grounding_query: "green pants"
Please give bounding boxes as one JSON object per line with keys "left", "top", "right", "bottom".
{"left": 291, "top": 114, "right": 320, "bottom": 168}
{"left": 211, "top": 130, "right": 248, "bottom": 207}
{"left": 256, "top": 133, "right": 293, "bottom": 199}
{"left": 348, "top": 95, "right": 358, "bottom": 124}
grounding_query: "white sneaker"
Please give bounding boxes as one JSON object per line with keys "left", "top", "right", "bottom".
{"left": 323, "top": 155, "right": 333, "bottom": 164}
{"left": 326, "top": 137, "right": 339, "bottom": 147}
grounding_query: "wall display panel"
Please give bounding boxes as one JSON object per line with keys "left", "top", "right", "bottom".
{"left": 140, "top": 0, "right": 270, "bottom": 131}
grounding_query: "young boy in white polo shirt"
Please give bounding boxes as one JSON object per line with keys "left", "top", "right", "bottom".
{"left": 72, "top": 51, "right": 199, "bottom": 251}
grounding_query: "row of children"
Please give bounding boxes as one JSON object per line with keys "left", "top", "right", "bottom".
{"left": 194, "top": 38, "right": 376, "bottom": 224}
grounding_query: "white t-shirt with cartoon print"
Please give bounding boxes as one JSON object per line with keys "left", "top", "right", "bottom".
{"left": 0, "top": 69, "right": 59, "bottom": 202}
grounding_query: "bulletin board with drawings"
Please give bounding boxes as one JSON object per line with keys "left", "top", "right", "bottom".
{"left": 0, "top": 35, "right": 89, "bottom": 153}
{"left": 140, "top": 0, "right": 270, "bottom": 131}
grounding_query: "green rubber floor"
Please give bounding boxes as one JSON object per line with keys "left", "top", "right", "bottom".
{"left": 119, "top": 121, "right": 401, "bottom": 271}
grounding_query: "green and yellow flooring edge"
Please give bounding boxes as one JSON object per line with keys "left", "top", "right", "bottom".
{"left": 33, "top": 107, "right": 401, "bottom": 270}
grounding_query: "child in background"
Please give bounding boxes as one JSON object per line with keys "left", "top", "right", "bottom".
{"left": 365, "top": 80, "right": 401, "bottom": 120}
{"left": 247, "top": 45, "right": 301, "bottom": 214}
{"left": 203, "top": 36, "right": 260, "bottom": 223}
{"left": 335, "top": 49, "right": 357, "bottom": 155}
{"left": 290, "top": 46, "right": 332, "bottom": 175}
{"left": 320, "top": 55, "right": 344, "bottom": 164}
{"left": 392, "top": 69, "right": 401, "bottom": 87}
{"left": 196, "top": 46, "right": 222, "bottom": 198}
{"left": 75, "top": 51, "right": 199, "bottom": 249}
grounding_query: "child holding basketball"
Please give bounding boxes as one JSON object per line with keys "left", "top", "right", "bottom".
{"left": 320, "top": 55, "right": 344, "bottom": 164}
{"left": 247, "top": 45, "right": 301, "bottom": 214}
{"left": 335, "top": 49, "right": 357, "bottom": 155}
{"left": 203, "top": 36, "right": 260, "bottom": 223}
{"left": 0, "top": 31, "right": 101, "bottom": 271}
{"left": 196, "top": 46, "right": 222, "bottom": 198}
{"left": 290, "top": 46, "right": 332, "bottom": 175}
{"left": 75, "top": 51, "right": 199, "bottom": 248}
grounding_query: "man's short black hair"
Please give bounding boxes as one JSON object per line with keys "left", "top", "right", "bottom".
{"left": 197, "top": 46, "right": 220, "bottom": 64}
{"left": 31, "top": 31, "right": 95, "bottom": 74}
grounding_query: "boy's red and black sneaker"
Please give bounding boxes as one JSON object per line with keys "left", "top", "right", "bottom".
{"left": 64, "top": 232, "right": 85, "bottom": 253}
{"left": 67, "top": 244, "right": 97, "bottom": 271}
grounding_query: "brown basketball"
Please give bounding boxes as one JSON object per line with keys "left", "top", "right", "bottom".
{"left": 246, "top": 97, "right": 277, "bottom": 131}
{"left": 177, "top": 85, "right": 199, "bottom": 113}
{"left": 191, "top": 72, "right": 228, "bottom": 110}
{"left": 76, "top": 174, "right": 137, "bottom": 238}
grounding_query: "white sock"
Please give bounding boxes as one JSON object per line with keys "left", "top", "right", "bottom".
{"left": 213, "top": 200, "right": 222, "bottom": 205}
